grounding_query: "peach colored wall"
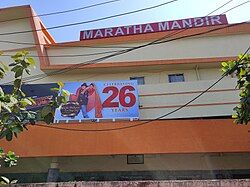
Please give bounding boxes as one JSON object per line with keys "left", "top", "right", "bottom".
{"left": 0, "top": 119, "right": 249, "bottom": 157}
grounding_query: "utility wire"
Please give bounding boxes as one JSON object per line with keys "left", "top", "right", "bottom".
{"left": 19, "top": 22, "right": 249, "bottom": 84}
{"left": 1, "top": 2, "right": 245, "bottom": 85}
{"left": 0, "top": 1, "right": 244, "bottom": 83}
{"left": 1, "top": 2, "right": 246, "bottom": 85}
{"left": 0, "top": 40, "right": 132, "bottom": 48}
{"left": 0, "top": 0, "right": 178, "bottom": 36}
{"left": 1, "top": 49, "right": 125, "bottom": 58}
{"left": 205, "top": 0, "right": 233, "bottom": 15}
{"left": 34, "top": 45, "right": 250, "bottom": 132}
{"left": 224, "top": 0, "right": 250, "bottom": 14}
{"left": 0, "top": 0, "right": 121, "bottom": 23}
{"left": 0, "top": 0, "right": 239, "bottom": 49}
{"left": 0, "top": 0, "right": 243, "bottom": 56}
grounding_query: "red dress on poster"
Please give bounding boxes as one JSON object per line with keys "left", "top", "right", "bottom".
{"left": 69, "top": 84, "right": 103, "bottom": 118}
{"left": 86, "top": 84, "right": 103, "bottom": 118}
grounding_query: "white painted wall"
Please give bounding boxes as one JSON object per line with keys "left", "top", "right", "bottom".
{"left": 0, "top": 19, "right": 35, "bottom": 51}
{"left": 0, "top": 50, "right": 47, "bottom": 84}
{"left": 47, "top": 34, "right": 250, "bottom": 65}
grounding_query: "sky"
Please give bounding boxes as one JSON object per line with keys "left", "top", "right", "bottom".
{"left": 0, "top": 0, "right": 249, "bottom": 42}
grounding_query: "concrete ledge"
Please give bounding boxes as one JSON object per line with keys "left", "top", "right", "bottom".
{"left": 9, "top": 179, "right": 250, "bottom": 187}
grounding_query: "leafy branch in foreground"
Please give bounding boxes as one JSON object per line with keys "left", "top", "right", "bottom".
{"left": 222, "top": 54, "right": 250, "bottom": 125}
{"left": 0, "top": 51, "right": 68, "bottom": 141}
{"left": 0, "top": 51, "right": 69, "bottom": 184}
{"left": 0, "top": 148, "right": 18, "bottom": 185}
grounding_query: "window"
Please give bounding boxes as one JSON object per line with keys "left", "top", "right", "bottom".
{"left": 168, "top": 74, "right": 185, "bottom": 83}
{"left": 130, "top": 77, "right": 145, "bottom": 85}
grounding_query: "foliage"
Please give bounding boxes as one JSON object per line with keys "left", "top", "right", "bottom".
{"left": 0, "top": 51, "right": 68, "bottom": 142}
{"left": 0, "top": 148, "right": 18, "bottom": 185}
{"left": 0, "top": 176, "right": 17, "bottom": 185}
{"left": 0, "top": 148, "right": 18, "bottom": 168}
{"left": 0, "top": 51, "right": 68, "bottom": 184}
{"left": 221, "top": 54, "right": 250, "bottom": 125}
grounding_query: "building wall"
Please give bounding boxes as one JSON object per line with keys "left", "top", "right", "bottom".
{"left": 0, "top": 18, "right": 34, "bottom": 51}
{"left": 1, "top": 153, "right": 250, "bottom": 173}
{"left": 46, "top": 34, "right": 250, "bottom": 65}
{"left": 0, "top": 50, "right": 48, "bottom": 84}
{"left": 1, "top": 119, "right": 249, "bottom": 158}
{"left": 0, "top": 7, "right": 250, "bottom": 181}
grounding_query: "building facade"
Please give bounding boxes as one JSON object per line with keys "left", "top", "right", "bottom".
{"left": 0, "top": 5, "right": 250, "bottom": 183}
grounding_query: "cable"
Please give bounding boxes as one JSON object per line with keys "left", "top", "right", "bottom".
{"left": 0, "top": 0, "right": 241, "bottom": 54}
{"left": 153, "top": 0, "right": 250, "bottom": 45}
{"left": 20, "top": 22, "right": 249, "bottom": 84}
{"left": 0, "top": 0, "right": 121, "bottom": 23}
{"left": 0, "top": 40, "right": 133, "bottom": 48}
{"left": 0, "top": 1, "right": 245, "bottom": 84}
{"left": 223, "top": 0, "right": 250, "bottom": 14}
{"left": 205, "top": 0, "right": 233, "bottom": 15}
{"left": 1, "top": 49, "right": 125, "bottom": 58}
{"left": 34, "top": 45, "right": 250, "bottom": 132}
{"left": 2, "top": 20, "right": 246, "bottom": 85}
{"left": 0, "top": 0, "right": 178, "bottom": 36}
{"left": 0, "top": 0, "right": 238, "bottom": 49}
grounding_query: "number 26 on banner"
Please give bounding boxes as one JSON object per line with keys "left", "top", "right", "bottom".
{"left": 102, "top": 86, "right": 136, "bottom": 108}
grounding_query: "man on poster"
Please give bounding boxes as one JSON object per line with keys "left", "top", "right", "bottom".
{"left": 75, "top": 83, "right": 89, "bottom": 118}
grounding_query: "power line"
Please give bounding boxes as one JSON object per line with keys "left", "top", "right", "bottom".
{"left": 20, "top": 22, "right": 249, "bottom": 84}
{"left": 0, "top": 0, "right": 243, "bottom": 55}
{"left": 0, "top": 0, "right": 241, "bottom": 49}
{"left": 34, "top": 45, "right": 250, "bottom": 132}
{"left": 2, "top": 20, "right": 246, "bottom": 85}
{"left": 0, "top": 0, "right": 178, "bottom": 36}
{"left": 205, "top": 0, "right": 233, "bottom": 15}
{"left": 1, "top": 49, "right": 125, "bottom": 58}
{"left": 223, "top": 0, "right": 250, "bottom": 14}
{"left": 153, "top": 0, "right": 250, "bottom": 45}
{"left": 0, "top": 0, "right": 244, "bottom": 84}
{"left": 0, "top": 0, "right": 121, "bottom": 23}
{"left": 0, "top": 39, "right": 132, "bottom": 48}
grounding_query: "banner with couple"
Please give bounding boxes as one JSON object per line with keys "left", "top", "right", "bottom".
{"left": 54, "top": 80, "right": 139, "bottom": 122}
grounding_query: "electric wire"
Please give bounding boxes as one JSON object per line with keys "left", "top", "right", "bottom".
{"left": 20, "top": 22, "right": 250, "bottom": 84}
{"left": 1, "top": 0, "right": 245, "bottom": 84}
{"left": 0, "top": 0, "right": 243, "bottom": 56}
{"left": 1, "top": 0, "right": 249, "bottom": 132}
{"left": 0, "top": 0, "right": 121, "bottom": 23}
{"left": 34, "top": 45, "right": 250, "bottom": 132}
{"left": 0, "top": 0, "right": 178, "bottom": 36}
{"left": 0, "top": 0, "right": 238, "bottom": 49}
{"left": 1, "top": 49, "right": 125, "bottom": 58}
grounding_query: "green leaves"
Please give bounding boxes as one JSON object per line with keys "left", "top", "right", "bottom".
{"left": 0, "top": 148, "right": 18, "bottom": 168}
{"left": 58, "top": 82, "right": 64, "bottom": 88}
{"left": 14, "top": 79, "right": 21, "bottom": 89}
{"left": 9, "top": 51, "right": 35, "bottom": 79}
{"left": 5, "top": 151, "right": 18, "bottom": 167}
{"left": 0, "top": 176, "right": 17, "bottom": 185}
{"left": 222, "top": 54, "right": 250, "bottom": 125}
{"left": 26, "top": 57, "right": 36, "bottom": 67}
{"left": 12, "top": 65, "right": 23, "bottom": 78}
{"left": 0, "top": 51, "right": 40, "bottom": 141}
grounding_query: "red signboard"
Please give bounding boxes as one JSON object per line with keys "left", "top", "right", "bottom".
{"left": 80, "top": 15, "right": 228, "bottom": 40}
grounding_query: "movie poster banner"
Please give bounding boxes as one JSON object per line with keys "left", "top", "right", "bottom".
{"left": 2, "top": 83, "right": 58, "bottom": 111}
{"left": 54, "top": 80, "right": 139, "bottom": 122}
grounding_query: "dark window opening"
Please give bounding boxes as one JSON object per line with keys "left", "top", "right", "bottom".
{"left": 130, "top": 77, "right": 145, "bottom": 85}
{"left": 168, "top": 74, "right": 185, "bottom": 83}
